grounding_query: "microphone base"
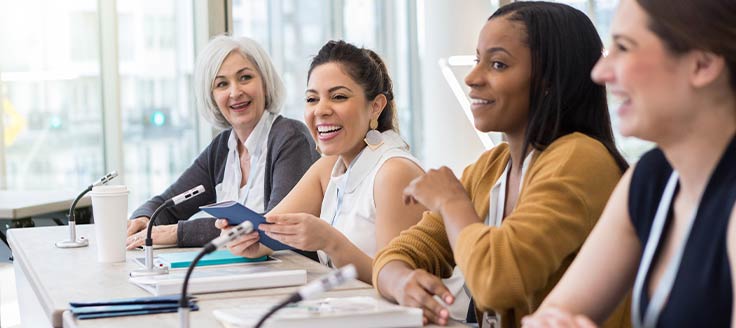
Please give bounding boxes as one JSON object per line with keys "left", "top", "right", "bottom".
{"left": 55, "top": 238, "right": 89, "bottom": 248}
{"left": 129, "top": 266, "right": 169, "bottom": 277}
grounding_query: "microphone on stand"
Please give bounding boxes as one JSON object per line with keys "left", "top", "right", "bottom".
{"left": 129, "top": 185, "right": 205, "bottom": 277}
{"left": 56, "top": 171, "right": 118, "bottom": 248}
{"left": 254, "top": 264, "right": 358, "bottom": 328}
{"left": 178, "top": 220, "right": 256, "bottom": 328}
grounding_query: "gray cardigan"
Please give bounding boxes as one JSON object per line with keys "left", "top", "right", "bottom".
{"left": 130, "top": 116, "right": 319, "bottom": 247}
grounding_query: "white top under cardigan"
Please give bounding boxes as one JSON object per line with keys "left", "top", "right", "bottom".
{"left": 218, "top": 111, "right": 278, "bottom": 213}
{"left": 486, "top": 150, "right": 534, "bottom": 227}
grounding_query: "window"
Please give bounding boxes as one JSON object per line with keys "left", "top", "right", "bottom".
{"left": 0, "top": 0, "right": 105, "bottom": 190}
{"left": 117, "top": 0, "right": 198, "bottom": 209}
{"left": 0, "top": 0, "right": 201, "bottom": 212}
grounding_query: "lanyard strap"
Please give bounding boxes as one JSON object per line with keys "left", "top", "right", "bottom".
{"left": 632, "top": 172, "right": 700, "bottom": 328}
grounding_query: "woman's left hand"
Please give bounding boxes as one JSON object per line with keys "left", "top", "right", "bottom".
{"left": 125, "top": 224, "right": 178, "bottom": 250}
{"left": 521, "top": 308, "right": 598, "bottom": 328}
{"left": 402, "top": 166, "right": 470, "bottom": 213}
{"left": 260, "top": 213, "right": 335, "bottom": 251}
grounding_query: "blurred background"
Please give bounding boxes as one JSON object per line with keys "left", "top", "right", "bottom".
{"left": 0, "top": 0, "right": 651, "bottom": 212}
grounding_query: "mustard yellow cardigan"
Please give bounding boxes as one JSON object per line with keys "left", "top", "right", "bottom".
{"left": 373, "top": 132, "right": 630, "bottom": 328}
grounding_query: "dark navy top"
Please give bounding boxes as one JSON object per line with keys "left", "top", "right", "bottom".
{"left": 629, "top": 136, "right": 736, "bottom": 327}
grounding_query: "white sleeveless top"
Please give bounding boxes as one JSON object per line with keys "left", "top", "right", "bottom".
{"left": 318, "top": 130, "right": 470, "bottom": 320}
{"left": 317, "top": 130, "right": 419, "bottom": 265}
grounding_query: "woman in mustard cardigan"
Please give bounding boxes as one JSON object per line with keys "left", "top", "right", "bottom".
{"left": 372, "top": 2, "right": 630, "bottom": 327}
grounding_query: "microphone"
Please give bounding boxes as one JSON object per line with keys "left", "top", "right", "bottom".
{"left": 56, "top": 171, "right": 118, "bottom": 248}
{"left": 178, "top": 220, "right": 255, "bottom": 328}
{"left": 254, "top": 264, "right": 358, "bottom": 328}
{"left": 203, "top": 220, "right": 256, "bottom": 254}
{"left": 130, "top": 185, "right": 205, "bottom": 277}
{"left": 92, "top": 171, "right": 119, "bottom": 187}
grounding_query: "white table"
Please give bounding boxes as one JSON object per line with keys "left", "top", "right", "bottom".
{"left": 0, "top": 190, "right": 92, "bottom": 246}
{"left": 7, "top": 225, "right": 368, "bottom": 328}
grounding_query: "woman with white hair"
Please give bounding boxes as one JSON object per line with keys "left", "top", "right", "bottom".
{"left": 125, "top": 35, "right": 319, "bottom": 250}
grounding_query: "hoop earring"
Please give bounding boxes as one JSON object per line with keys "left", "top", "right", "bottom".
{"left": 364, "top": 118, "right": 384, "bottom": 150}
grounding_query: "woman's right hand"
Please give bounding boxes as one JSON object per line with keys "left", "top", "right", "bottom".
{"left": 215, "top": 219, "right": 264, "bottom": 257}
{"left": 377, "top": 261, "right": 454, "bottom": 326}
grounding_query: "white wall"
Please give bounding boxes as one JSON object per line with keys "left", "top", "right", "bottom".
{"left": 419, "top": 0, "right": 491, "bottom": 175}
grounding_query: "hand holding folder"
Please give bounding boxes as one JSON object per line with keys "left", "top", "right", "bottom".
{"left": 69, "top": 295, "right": 198, "bottom": 320}
{"left": 199, "top": 201, "right": 293, "bottom": 251}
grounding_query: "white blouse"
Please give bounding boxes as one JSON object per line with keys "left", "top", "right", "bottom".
{"left": 319, "top": 130, "right": 473, "bottom": 320}
{"left": 486, "top": 150, "right": 534, "bottom": 227}
{"left": 217, "top": 111, "right": 278, "bottom": 213}
{"left": 318, "top": 130, "right": 419, "bottom": 263}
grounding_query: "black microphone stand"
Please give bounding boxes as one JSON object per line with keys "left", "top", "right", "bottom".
{"left": 178, "top": 221, "right": 255, "bottom": 328}
{"left": 177, "top": 248, "right": 208, "bottom": 328}
{"left": 129, "top": 204, "right": 171, "bottom": 276}
{"left": 254, "top": 264, "right": 358, "bottom": 328}
{"left": 56, "top": 171, "right": 118, "bottom": 248}
{"left": 130, "top": 185, "right": 204, "bottom": 277}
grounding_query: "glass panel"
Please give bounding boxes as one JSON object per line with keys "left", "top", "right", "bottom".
{"left": 0, "top": 0, "right": 105, "bottom": 190}
{"left": 117, "top": 0, "right": 197, "bottom": 210}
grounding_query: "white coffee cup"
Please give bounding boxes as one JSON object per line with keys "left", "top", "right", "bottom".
{"left": 89, "top": 185, "right": 129, "bottom": 263}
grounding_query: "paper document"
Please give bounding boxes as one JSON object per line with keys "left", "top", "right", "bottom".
{"left": 129, "top": 266, "right": 306, "bottom": 296}
{"left": 213, "top": 296, "right": 423, "bottom": 328}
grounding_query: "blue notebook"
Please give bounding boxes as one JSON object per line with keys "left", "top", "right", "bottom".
{"left": 70, "top": 295, "right": 182, "bottom": 307}
{"left": 199, "top": 201, "right": 293, "bottom": 251}
{"left": 156, "top": 250, "right": 268, "bottom": 269}
{"left": 70, "top": 295, "right": 198, "bottom": 320}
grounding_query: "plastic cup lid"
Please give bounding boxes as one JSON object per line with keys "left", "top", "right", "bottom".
{"left": 90, "top": 185, "right": 128, "bottom": 194}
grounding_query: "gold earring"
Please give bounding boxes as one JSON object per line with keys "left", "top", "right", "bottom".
{"left": 364, "top": 118, "right": 384, "bottom": 150}
{"left": 370, "top": 118, "right": 378, "bottom": 130}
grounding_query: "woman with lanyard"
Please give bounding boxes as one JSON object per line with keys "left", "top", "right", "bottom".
{"left": 372, "top": 2, "right": 631, "bottom": 327}
{"left": 216, "top": 40, "right": 429, "bottom": 287}
{"left": 522, "top": 0, "right": 736, "bottom": 327}
{"left": 125, "top": 35, "right": 319, "bottom": 250}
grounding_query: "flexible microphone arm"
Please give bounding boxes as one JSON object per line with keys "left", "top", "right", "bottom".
{"left": 254, "top": 264, "right": 358, "bottom": 328}
{"left": 130, "top": 185, "right": 205, "bottom": 277}
{"left": 56, "top": 171, "right": 118, "bottom": 249}
{"left": 178, "top": 220, "right": 255, "bottom": 328}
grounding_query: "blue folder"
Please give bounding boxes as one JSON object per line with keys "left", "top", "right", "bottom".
{"left": 199, "top": 201, "right": 293, "bottom": 251}
{"left": 70, "top": 295, "right": 182, "bottom": 307}
{"left": 70, "top": 295, "right": 198, "bottom": 320}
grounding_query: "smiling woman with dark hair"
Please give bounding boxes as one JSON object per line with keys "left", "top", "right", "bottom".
{"left": 372, "top": 2, "right": 629, "bottom": 327}
{"left": 216, "top": 40, "right": 430, "bottom": 288}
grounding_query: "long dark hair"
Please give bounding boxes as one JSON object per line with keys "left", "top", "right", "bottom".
{"left": 307, "top": 40, "right": 398, "bottom": 132}
{"left": 636, "top": 0, "right": 736, "bottom": 89}
{"left": 490, "top": 1, "right": 628, "bottom": 172}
